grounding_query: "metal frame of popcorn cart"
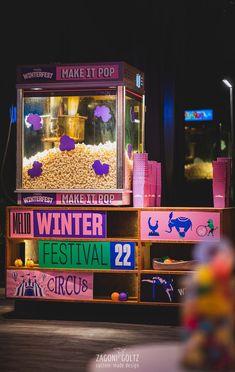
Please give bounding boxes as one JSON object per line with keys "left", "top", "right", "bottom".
{"left": 16, "top": 62, "right": 145, "bottom": 206}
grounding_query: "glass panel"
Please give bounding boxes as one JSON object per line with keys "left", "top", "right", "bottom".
{"left": 22, "top": 90, "right": 117, "bottom": 190}
{"left": 184, "top": 124, "right": 218, "bottom": 180}
{"left": 125, "top": 92, "right": 143, "bottom": 189}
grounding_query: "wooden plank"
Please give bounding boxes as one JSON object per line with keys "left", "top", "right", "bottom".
{"left": 7, "top": 237, "right": 139, "bottom": 242}
{"left": 7, "top": 206, "right": 139, "bottom": 211}
{"left": 137, "top": 301, "right": 182, "bottom": 307}
{"left": 140, "top": 270, "right": 194, "bottom": 275}
{"left": 140, "top": 242, "right": 146, "bottom": 269}
{"left": 7, "top": 266, "right": 138, "bottom": 273}
{"left": 11, "top": 297, "right": 180, "bottom": 306}
{"left": 140, "top": 240, "right": 199, "bottom": 244}
{"left": 7, "top": 205, "right": 234, "bottom": 211}
{"left": 221, "top": 208, "right": 235, "bottom": 244}
{"left": 12, "top": 297, "right": 139, "bottom": 304}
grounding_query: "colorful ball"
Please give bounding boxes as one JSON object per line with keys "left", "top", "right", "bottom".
{"left": 26, "top": 258, "right": 34, "bottom": 268}
{"left": 199, "top": 320, "right": 214, "bottom": 334}
{"left": 111, "top": 292, "right": 119, "bottom": 301}
{"left": 119, "top": 292, "right": 128, "bottom": 301}
{"left": 14, "top": 258, "right": 23, "bottom": 267}
{"left": 211, "top": 254, "right": 233, "bottom": 281}
{"left": 184, "top": 316, "right": 198, "bottom": 330}
{"left": 197, "top": 265, "right": 214, "bottom": 286}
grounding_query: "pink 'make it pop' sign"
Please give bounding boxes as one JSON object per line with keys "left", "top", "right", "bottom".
{"left": 141, "top": 211, "right": 221, "bottom": 241}
{"left": 7, "top": 270, "right": 93, "bottom": 301}
{"left": 56, "top": 64, "right": 120, "bottom": 81}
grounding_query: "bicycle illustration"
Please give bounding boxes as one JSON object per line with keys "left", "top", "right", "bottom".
{"left": 196, "top": 219, "right": 218, "bottom": 237}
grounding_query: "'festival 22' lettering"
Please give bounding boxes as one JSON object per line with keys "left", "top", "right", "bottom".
{"left": 38, "top": 241, "right": 136, "bottom": 270}
{"left": 39, "top": 241, "right": 109, "bottom": 268}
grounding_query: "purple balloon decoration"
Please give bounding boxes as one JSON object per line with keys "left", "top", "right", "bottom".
{"left": 26, "top": 113, "right": 43, "bottom": 131}
{"left": 28, "top": 161, "right": 42, "bottom": 178}
{"left": 119, "top": 292, "right": 128, "bottom": 301}
{"left": 94, "top": 105, "right": 112, "bottom": 123}
{"left": 92, "top": 160, "right": 110, "bottom": 176}
{"left": 59, "top": 135, "right": 75, "bottom": 151}
{"left": 127, "top": 143, "right": 133, "bottom": 159}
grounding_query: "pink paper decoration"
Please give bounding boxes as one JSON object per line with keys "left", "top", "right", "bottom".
{"left": 212, "top": 157, "right": 231, "bottom": 208}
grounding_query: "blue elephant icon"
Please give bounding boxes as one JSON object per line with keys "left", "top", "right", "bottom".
{"left": 165, "top": 212, "right": 192, "bottom": 238}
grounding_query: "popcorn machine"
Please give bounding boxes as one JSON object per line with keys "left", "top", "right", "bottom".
{"left": 16, "top": 62, "right": 145, "bottom": 205}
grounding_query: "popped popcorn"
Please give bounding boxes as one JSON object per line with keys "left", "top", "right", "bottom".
{"left": 23, "top": 142, "right": 117, "bottom": 189}
{"left": 184, "top": 162, "right": 213, "bottom": 180}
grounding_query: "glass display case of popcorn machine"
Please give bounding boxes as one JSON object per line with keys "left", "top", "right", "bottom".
{"left": 16, "top": 62, "right": 145, "bottom": 205}
{"left": 184, "top": 109, "right": 218, "bottom": 181}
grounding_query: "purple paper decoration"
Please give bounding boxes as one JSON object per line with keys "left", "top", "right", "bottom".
{"left": 130, "top": 107, "right": 138, "bottom": 123}
{"left": 133, "top": 153, "right": 149, "bottom": 207}
{"left": 94, "top": 105, "right": 112, "bottom": 123}
{"left": 28, "top": 161, "right": 42, "bottom": 178}
{"left": 92, "top": 160, "right": 109, "bottom": 176}
{"left": 26, "top": 114, "right": 42, "bottom": 131}
{"left": 59, "top": 135, "right": 75, "bottom": 151}
{"left": 127, "top": 143, "right": 132, "bottom": 159}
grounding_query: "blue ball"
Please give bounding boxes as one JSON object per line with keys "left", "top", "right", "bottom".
{"left": 199, "top": 320, "right": 213, "bottom": 334}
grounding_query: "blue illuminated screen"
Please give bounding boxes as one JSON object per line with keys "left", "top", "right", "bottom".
{"left": 184, "top": 109, "right": 213, "bottom": 122}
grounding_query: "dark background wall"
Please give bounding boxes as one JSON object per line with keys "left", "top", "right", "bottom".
{"left": 0, "top": 0, "right": 235, "bottom": 204}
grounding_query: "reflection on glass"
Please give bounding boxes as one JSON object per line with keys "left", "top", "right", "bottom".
{"left": 184, "top": 125, "right": 218, "bottom": 180}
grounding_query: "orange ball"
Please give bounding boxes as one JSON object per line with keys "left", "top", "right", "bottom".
{"left": 164, "top": 258, "right": 173, "bottom": 264}
{"left": 111, "top": 292, "right": 120, "bottom": 301}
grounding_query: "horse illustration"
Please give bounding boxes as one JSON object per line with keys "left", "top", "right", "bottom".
{"left": 142, "top": 276, "right": 174, "bottom": 302}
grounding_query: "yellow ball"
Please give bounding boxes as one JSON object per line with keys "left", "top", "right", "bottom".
{"left": 197, "top": 265, "right": 214, "bottom": 285}
{"left": 183, "top": 349, "right": 204, "bottom": 368}
{"left": 111, "top": 292, "right": 120, "bottom": 301}
{"left": 215, "top": 327, "right": 231, "bottom": 346}
{"left": 14, "top": 258, "right": 23, "bottom": 267}
{"left": 26, "top": 258, "right": 34, "bottom": 268}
